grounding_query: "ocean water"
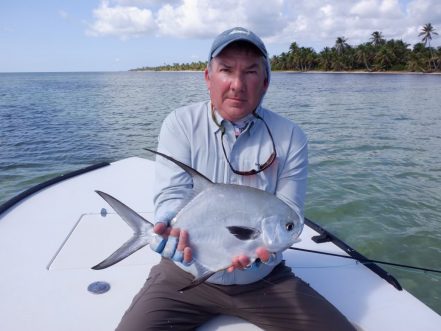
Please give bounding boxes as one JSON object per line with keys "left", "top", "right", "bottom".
{"left": 1, "top": 71, "right": 440, "bottom": 314}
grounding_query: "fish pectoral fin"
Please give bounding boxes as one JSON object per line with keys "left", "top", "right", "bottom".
{"left": 178, "top": 271, "right": 217, "bottom": 292}
{"left": 227, "top": 226, "right": 261, "bottom": 240}
{"left": 92, "top": 234, "right": 150, "bottom": 270}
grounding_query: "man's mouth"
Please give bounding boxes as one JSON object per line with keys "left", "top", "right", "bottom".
{"left": 227, "top": 97, "right": 247, "bottom": 103}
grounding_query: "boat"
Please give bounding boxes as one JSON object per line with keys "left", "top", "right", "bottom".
{"left": 0, "top": 156, "right": 440, "bottom": 330}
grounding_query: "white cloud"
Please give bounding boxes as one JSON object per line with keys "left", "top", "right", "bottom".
{"left": 86, "top": 0, "right": 441, "bottom": 48}
{"left": 380, "top": 0, "right": 401, "bottom": 17}
{"left": 87, "top": 0, "right": 156, "bottom": 39}
{"left": 156, "top": 0, "right": 285, "bottom": 38}
{"left": 155, "top": 0, "right": 217, "bottom": 38}
{"left": 350, "top": 0, "right": 378, "bottom": 18}
{"left": 349, "top": 0, "right": 401, "bottom": 18}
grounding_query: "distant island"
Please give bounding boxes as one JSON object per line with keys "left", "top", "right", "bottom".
{"left": 131, "top": 24, "right": 440, "bottom": 73}
{"left": 131, "top": 61, "right": 207, "bottom": 72}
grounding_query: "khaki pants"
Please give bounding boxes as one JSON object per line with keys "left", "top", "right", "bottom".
{"left": 116, "top": 259, "right": 355, "bottom": 331}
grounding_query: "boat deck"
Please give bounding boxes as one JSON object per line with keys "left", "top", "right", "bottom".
{"left": 0, "top": 157, "right": 439, "bottom": 330}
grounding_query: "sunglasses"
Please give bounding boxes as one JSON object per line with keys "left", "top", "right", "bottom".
{"left": 211, "top": 107, "right": 277, "bottom": 176}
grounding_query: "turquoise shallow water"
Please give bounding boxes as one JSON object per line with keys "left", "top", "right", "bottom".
{"left": 1, "top": 71, "right": 440, "bottom": 313}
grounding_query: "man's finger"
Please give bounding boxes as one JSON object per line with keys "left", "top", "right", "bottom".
{"left": 169, "top": 227, "right": 180, "bottom": 238}
{"left": 172, "top": 229, "right": 188, "bottom": 262}
{"left": 150, "top": 234, "right": 167, "bottom": 253}
{"left": 162, "top": 228, "right": 180, "bottom": 258}
{"left": 182, "top": 247, "right": 193, "bottom": 266}
{"left": 227, "top": 256, "right": 250, "bottom": 272}
{"left": 153, "top": 222, "right": 167, "bottom": 235}
{"left": 232, "top": 256, "right": 241, "bottom": 269}
{"left": 227, "top": 257, "right": 239, "bottom": 272}
{"left": 256, "top": 247, "right": 270, "bottom": 263}
{"left": 238, "top": 256, "right": 250, "bottom": 268}
{"left": 177, "top": 230, "right": 188, "bottom": 251}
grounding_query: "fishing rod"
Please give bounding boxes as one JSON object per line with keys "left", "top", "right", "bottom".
{"left": 289, "top": 247, "right": 441, "bottom": 274}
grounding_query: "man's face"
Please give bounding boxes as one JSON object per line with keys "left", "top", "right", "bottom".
{"left": 205, "top": 47, "right": 269, "bottom": 122}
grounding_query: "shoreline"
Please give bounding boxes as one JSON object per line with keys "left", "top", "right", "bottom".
{"left": 278, "top": 70, "right": 441, "bottom": 75}
{"left": 132, "top": 69, "right": 441, "bottom": 75}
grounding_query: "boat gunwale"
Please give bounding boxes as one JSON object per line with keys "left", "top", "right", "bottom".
{"left": 304, "top": 218, "right": 403, "bottom": 290}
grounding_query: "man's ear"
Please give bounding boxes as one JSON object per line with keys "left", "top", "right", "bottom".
{"left": 204, "top": 68, "right": 211, "bottom": 90}
{"left": 263, "top": 77, "right": 269, "bottom": 91}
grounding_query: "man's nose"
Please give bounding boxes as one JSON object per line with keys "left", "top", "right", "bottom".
{"left": 230, "top": 73, "right": 245, "bottom": 91}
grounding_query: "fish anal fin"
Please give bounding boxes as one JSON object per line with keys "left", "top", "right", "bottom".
{"left": 178, "top": 271, "right": 216, "bottom": 292}
{"left": 227, "top": 226, "right": 261, "bottom": 241}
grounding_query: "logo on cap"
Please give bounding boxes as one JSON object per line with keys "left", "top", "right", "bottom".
{"left": 229, "top": 28, "right": 250, "bottom": 36}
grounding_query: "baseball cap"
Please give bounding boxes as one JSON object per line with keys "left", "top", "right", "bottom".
{"left": 209, "top": 27, "right": 268, "bottom": 60}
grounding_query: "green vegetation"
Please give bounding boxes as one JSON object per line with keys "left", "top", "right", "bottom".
{"left": 131, "top": 61, "right": 207, "bottom": 71}
{"left": 132, "top": 24, "right": 440, "bottom": 73}
{"left": 272, "top": 25, "right": 440, "bottom": 73}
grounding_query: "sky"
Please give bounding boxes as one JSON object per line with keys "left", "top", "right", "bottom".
{"left": 1, "top": 0, "right": 441, "bottom": 72}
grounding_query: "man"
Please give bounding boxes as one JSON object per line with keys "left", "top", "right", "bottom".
{"left": 116, "top": 27, "right": 355, "bottom": 331}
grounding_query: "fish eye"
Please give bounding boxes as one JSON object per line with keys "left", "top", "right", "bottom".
{"left": 286, "top": 222, "right": 294, "bottom": 231}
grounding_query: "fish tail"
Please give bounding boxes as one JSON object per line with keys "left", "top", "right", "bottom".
{"left": 92, "top": 191, "right": 154, "bottom": 270}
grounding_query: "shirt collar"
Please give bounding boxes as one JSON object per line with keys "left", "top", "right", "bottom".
{"left": 209, "top": 102, "right": 224, "bottom": 134}
{"left": 209, "top": 102, "right": 263, "bottom": 134}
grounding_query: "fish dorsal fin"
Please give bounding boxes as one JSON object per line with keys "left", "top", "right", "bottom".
{"left": 144, "top": 148, "right": 213, "bottom": 193}
{"left": 227, "top": 226, "right": 261, "bottom": 240}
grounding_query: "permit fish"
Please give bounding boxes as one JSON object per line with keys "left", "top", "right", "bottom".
{"left": 93, "top": 148, "right": 303, "bottom": 289}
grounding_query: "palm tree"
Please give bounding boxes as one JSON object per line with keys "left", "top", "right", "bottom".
{"left": 289, "top": 42, "right": 300, "bottom": 53}
{"left": 278, "top": 52, "right": 289, "bottom": 70}
{"left": 377, "top": 39, "right": 411, "bottom": 70}
{"left": 355, "top": 43, "right": 373, "bottom": 71}
{"left": 419, "top": 23, "right": 439, "bottom": 70}
{"left": 374, "top": 45, "right": 396, "bottom": 70}
{"left": 419, "top": 23, "right": 438, "bottom": 47}
{"left": 407, "top": 51, "right": 425, "bottom": 72}
{"left": 370, "top": 31, "right": 385, "bottom": 46}
{"left": 335, "top": 36, "right": 349, "bottom": 55}
{"left": 299, "top": 47, "right": 317, "bottom": 71}
{"left": 270, "top": 55, "right": 281, "bottom": 71}
{"left": 319, "top": 47, "right": 333, "bottom": 71}
{"left": 434, "top": 47, "right": 441, "bottom": 70}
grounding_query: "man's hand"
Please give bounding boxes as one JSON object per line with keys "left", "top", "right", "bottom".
{"left": 227, "top": 247, "right": 273, "bottom": 272}
{"left": 150, "top": 222, "right": 192, "bottom": 265}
